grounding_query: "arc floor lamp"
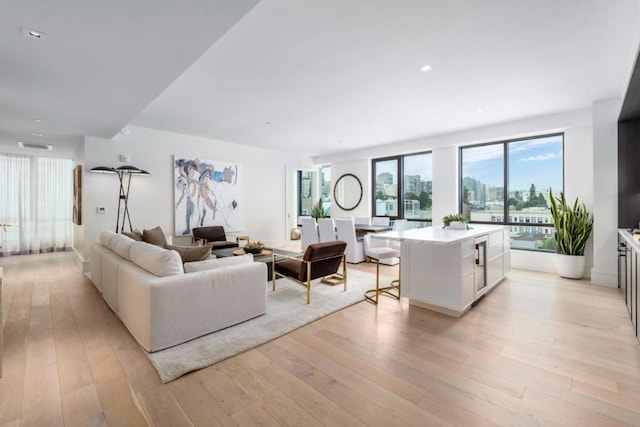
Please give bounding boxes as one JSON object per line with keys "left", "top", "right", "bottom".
{"left": 90, "top": 165, "right": 150, "bottom": 233}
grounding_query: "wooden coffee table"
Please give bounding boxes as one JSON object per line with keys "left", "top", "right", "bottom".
{"left": 211, "top": 247, "right": 302, "bottom": 281}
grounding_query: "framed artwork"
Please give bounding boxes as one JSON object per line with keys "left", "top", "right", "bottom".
{"left": 73, "top": 165, "right": 82, "bottom": 225}
{"left": 174, "top": 156, "right": 242, "bottom": 235}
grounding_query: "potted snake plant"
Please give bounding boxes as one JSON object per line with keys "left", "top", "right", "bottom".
{"left": 549, "top": 190, "right": 593, "bottom": 279}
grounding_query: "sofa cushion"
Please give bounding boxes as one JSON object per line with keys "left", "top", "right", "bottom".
{"left": 142, "top": 226, "right": 168, "bottom": 247}
{"left": 113, "top": 236, "right": 136, "bottom": 261}
{"left": 165, "top": 244, "right": 211, "bottom": 264}
{"left": 122, "top": 230, "right": 143, "bottom": 241}
{"left": 100, "top": 231, "right": 118, "bottom": 249}
{"left": 130, "top": 242, "right": 184, "bottom": 277}
{"left": 184, "top": 254, "right": 253, "bottom": 273}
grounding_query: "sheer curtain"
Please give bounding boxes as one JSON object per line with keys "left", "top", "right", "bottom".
{"left": 0, "top": 153, "right": 74, "bottom": 256}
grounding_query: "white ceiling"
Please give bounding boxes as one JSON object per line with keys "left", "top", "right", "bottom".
{"left": 2, "top": 0, "right": 639, "bottom": 157}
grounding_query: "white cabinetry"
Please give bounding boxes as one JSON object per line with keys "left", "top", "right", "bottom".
{"left": 384, "top": 225, "right": 509, "bottom": 317}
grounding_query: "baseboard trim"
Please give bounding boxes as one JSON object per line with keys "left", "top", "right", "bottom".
{"left": 590, "top": 269, "right": 618, "bottom": 288}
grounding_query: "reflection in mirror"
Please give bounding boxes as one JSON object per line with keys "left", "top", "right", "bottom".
{"left": 334, "top": 173, "right": 363, "bottom": 211}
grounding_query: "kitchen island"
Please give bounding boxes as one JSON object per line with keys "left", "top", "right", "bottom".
{"left": 374, "top": 224, "right": 510, "bottom": 316}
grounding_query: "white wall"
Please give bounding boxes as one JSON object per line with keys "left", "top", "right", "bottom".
{"left": 315, "top": 107, "right": 610, "bottom": 281}
{"left": 83, "top": 125, "right": 314, "bottom": 259}
{"left": 329, "top": 159, "right": 370, "bottom": 219}
{"left": 591, "top": 98, "right": 621, "bottom": 286}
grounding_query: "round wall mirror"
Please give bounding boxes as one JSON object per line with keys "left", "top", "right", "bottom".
{"left": 333, "top": 173, "right": 363, "bottom": 211}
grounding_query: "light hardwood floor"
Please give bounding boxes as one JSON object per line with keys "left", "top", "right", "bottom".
{"left": 1, "top": 251, "right": 640, "bottom": 426}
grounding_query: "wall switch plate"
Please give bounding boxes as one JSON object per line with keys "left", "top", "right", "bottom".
{"left": 96, "top": 207, "right": 106, "bottom": 214}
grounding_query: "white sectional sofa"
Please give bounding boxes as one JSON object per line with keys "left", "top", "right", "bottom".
{"left": 90, "top": 231, "right": 267, "bottom": 352}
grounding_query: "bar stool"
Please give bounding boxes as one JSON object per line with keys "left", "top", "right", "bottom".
{"left": 363, "top": 235, "right": 400, "bottom": 304}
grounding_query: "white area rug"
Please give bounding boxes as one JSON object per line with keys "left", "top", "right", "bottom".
{"left": 147, "top": 269, "right": 387, "bottom": 383}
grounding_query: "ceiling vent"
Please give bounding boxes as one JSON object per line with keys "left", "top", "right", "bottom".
{"left": 17, "top": 141, "right": 53, "bottom": 150}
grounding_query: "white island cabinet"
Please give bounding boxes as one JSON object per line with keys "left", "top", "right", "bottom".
{"left": 374, "top": 224, "right": 510, "bottom": 316}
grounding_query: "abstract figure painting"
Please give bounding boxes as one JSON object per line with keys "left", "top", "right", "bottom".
{"left": 174, "top": 156, "right": 242, "bottom": 235}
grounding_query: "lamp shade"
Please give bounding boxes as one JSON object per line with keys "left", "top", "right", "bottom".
{"left": 90, "top": 166, "right": 116, "bottom": 173}
{"left": 116, "top": 165, "right": 150, "bottom": 175}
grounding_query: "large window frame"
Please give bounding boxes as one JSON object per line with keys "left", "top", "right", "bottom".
{"left": 459, "top": 133, "right": 564, "bottom": 252}
{"left": 372, "top": 151, "right": 432, "bottom": 226}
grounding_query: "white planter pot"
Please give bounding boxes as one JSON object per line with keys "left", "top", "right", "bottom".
{"left": 449, "top": 221, "right": 466, "bottom": 230}
{"left": 555, "top": 254, "right": 585, "bottom": 279}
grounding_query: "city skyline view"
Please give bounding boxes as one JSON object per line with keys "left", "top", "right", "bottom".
{"left": 462, "top": 134, "right": 563, "bottom": 193}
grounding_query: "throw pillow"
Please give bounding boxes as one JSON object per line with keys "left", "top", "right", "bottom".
{"left": 164, "top": 244, "right": 211, "bottom": 264}
{"left": 129, "top": 242, "right": 184, "bottom": 277}
{"left": 184, "top": 254, "right": 253, "bottom": 273}
{"left": 122, "top": 230, "right": 143, "bottom": 241}
{"left": 142, "top": 226, "right": 168, "bottom": 247}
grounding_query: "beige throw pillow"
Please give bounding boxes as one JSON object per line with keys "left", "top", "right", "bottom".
{"left": 122, "top": 230, "right": 143, "bottom": 241}
{"left": 165, "top": 244, "right": 211, "bottom": 264}
{"left": 142, "top": 226, "right": 168, "bottom": 247}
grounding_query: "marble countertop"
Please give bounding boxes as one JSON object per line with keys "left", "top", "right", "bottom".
{"left": 372, "top": 224, "right": 508, "bottom": 245}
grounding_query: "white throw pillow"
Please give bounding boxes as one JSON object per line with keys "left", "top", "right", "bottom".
{"left": 130, "top": 242, "right": 184, "bottom": 277}
{"left": 100, "top": 231, "right": 118, "bottom": 249}
{"left": 184, "top": 254, "right": 253, "bottom": 273}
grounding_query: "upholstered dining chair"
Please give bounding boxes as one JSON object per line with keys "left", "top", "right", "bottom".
{"left": 317, "top": 218, "right": 337, "bottom": 242}
{"left": 363, "top": 234, "right": 400, "bottom": 304}
{"left": 335, "top": 218, "right": 366, "bottom": 263}
{"left": 354, "top": 217, "right": 371, "bottom": 226}
{"left": 371, "top": 216, "right": 391, "bottom": 226}
{"left": 272, "top": 241, "right": 347, "bottom": 304}
{"left": 300, "top": 216, "right": 319, "bottom": 251}
{"left": 392, "top": 219, "right": 407, "bottom": 231}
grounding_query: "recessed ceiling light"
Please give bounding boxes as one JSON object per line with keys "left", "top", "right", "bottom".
{"left": 264, "top": 121, "right": 272, "bottom": 125}
{"left": 476, "top": 109, "right": 484, "bottom": 114}
{"left": 32, "top": 132, "right": 44, "bottom": 137}
{"left": 21, "top": 26, "right": 47, "bottom": 41}
{"left": 33, "top": 118, "right": 41, "bottom": 123}
{"left": 420, "top": 65, "right": 433, "bottom": 72}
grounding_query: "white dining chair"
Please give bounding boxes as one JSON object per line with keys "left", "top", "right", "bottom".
{"left": 317, "top": 218, "right": 337, "bottom": 242}
{"left": 372, "top": 217, "right": 390, "bottom": 226}
{"left": 363, "top": 234, "right": 400, "bottom": 304}
{"left": 300, "top": 217, "right": 319, "bottom": 251}
{"left": 392, "top": 219, "right": 407, "bottom": 231}
{"left": 354, "top": 217, "right": 371, "bottom": 226}
{"left": 334, "top": 218, "right": 366, "bottom": 263}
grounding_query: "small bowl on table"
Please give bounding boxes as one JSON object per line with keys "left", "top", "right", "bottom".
{"left": 243, "top": 243, "right": 265, "bottom": 254}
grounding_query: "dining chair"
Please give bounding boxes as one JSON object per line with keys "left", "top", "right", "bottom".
{"left": 354, "top": 217, "right": 371, "bottom": 226}
{"left": 317, "top": 218, "right": 337, "bottom": 242}
{"left": 300, "top": 217, "right": 319, "bottom": 251}
{"left": 392, "top": 219, "right": 407, "bottom": 231}
{"left": 371, "top": 217, "right": 390, "bottom": 226}
{"left": 363, "top": 234, "right": 400, "bottom": 304}
{"left": 335, "top": 218, "right": 366, "bottom": 263}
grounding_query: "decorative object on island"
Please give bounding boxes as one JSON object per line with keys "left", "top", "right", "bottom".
{"left": 90, "top": 165, "right": 150, "bottom": 233}
{"left": 549, "top": 189, "right": 594, "bottom": 279}
{"left": 442, "top": 213, "right": 469, "bottom": 229}
{"left": 310, "top": 198, "right": 326, "bottom": 219}
{"left": 174, "top": 156, "right": 242, "bottom": 236}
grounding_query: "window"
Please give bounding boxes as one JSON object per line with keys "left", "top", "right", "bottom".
{"left": 460, "top": 133, "right": 563, "bottom": 252}
{"left": 372, "top": 152, "right": 432, "bottom": 226}
{"left": 0, "top": 153, "right": 73, "bottom": 255}
{"left": 320, "top": 166, "right": 331, "bottom": 217}
{"left": 297, "top": 170, "right": 313, "bottom": 216}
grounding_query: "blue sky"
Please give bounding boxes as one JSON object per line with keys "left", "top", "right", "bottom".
{"left": 462, "top": 135, "right": 563, "bottom": 193}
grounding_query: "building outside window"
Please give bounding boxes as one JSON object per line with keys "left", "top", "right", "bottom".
{"left": 320, "top": 165, "right": 331, "bottom": 217}
{"left": 460, "top": 133, "right": 563, "bottom": 252}
{"left": 297, "top": 170, "right": 313, "bottom": 216}
{"left": 372, "top": 152, "right": 432, "bottom": 227}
